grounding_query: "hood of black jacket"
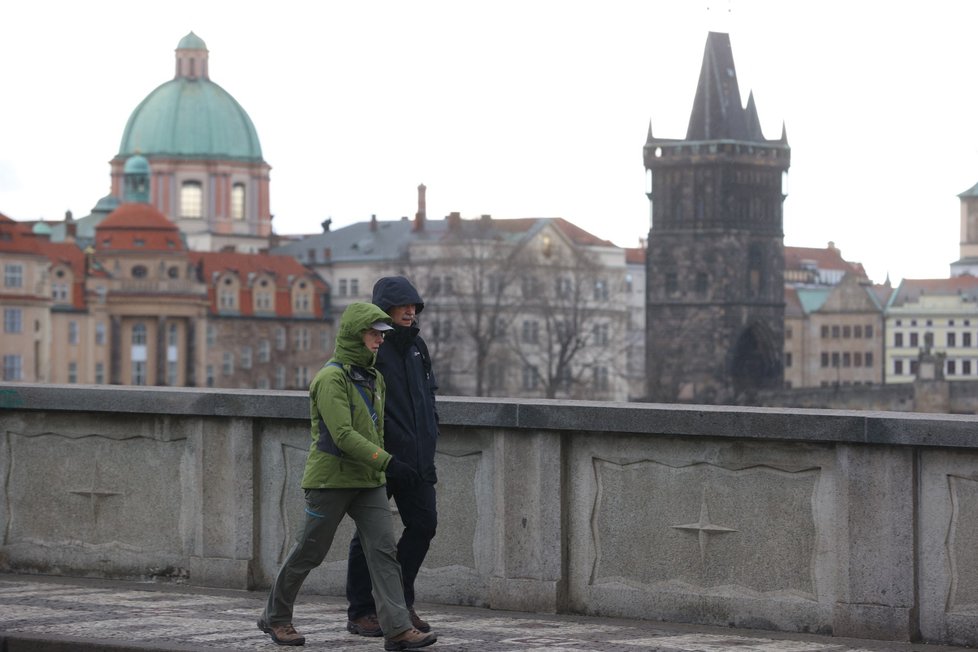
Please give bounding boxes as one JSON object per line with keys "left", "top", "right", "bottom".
{"left": 372, "top": 276, "right": 425, "bottom": 315}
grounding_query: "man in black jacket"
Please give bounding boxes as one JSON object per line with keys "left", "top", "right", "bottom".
{"left": 346, "top": 276, "right": 439, "bottom": 637}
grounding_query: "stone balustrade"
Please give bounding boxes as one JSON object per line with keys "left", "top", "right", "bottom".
{"left": 1, "top": 383, "right": 977, "bottom": 645}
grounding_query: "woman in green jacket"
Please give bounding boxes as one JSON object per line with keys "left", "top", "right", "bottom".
{"left": 258, "top": 302, "right": 437, "bottom": 650}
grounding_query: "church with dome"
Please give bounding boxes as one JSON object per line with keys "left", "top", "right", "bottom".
{"left": 0, "top": 34, "right": 329, "bottom": 389}
{"left": 47, "top": 32, "right": 272, "bottom": 254}
{"left": 112, "top": 32, "right": 272, "bottom": 253}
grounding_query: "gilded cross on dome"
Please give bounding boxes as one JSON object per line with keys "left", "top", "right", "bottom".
{"left": 671, "top": 489, "right": 737, "bottom": 562}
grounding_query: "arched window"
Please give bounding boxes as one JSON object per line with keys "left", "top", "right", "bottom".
{"left": 180, "top": 181, "right": 203, "bottom": 218}
{"left": 231, "top": 183, "right": 246, "bottom": 220}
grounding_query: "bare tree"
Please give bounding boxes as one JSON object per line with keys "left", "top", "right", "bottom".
{"left": 406, "top": 223, "right": 527, "bottom": 396}
{"left": 506, "top": 239, "right": 628, "bottom": 399}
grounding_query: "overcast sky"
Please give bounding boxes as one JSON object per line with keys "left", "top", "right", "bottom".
{"left": 2, "top": 1, "right": 977, "bottom": 285}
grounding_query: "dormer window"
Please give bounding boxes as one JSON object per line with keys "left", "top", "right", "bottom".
{"left": 218, "top": 274, "right": 239, "bottom": 311}
{"left": 254, "top": 276, "right": 274, "bottom": 312}
{"left": 292, "top": 279, "right": 314, "bottom": 314}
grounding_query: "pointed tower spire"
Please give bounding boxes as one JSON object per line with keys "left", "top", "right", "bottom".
{"left": 686, "top": 32, "right": 749, "bottom": 141}
{"left": 744, "top": 91, "right": 764, "bottom": 141}
{"left": 646, "top": 120, "right": 654, "bottom": 143}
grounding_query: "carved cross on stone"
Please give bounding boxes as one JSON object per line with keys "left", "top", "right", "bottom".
{"left": 68, "top": 458, "right": 123, "bottom": 533}
{"left": 671, "top": 489, "right": 737, "bottom": 562}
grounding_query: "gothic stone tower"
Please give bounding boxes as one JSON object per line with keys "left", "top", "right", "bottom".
{"left": 644, "top": 32, "right": 790, "bottom": 404}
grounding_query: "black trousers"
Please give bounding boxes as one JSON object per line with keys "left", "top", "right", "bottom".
{"left": 346, "top": 480, "right": 437, "bottom": 619}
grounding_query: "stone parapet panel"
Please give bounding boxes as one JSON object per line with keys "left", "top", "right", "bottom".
{"left": 1, "top": 383, "right": 978, "bottom": 645}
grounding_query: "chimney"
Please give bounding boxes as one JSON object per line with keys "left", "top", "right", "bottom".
{"left": 370, "top": 214, "right": 378, "bottom": 232}
{"left": 414, "top": 183, "right": 427, "bottom": 232}
{"left": 64, "top": 210, "right": 77, "bottom": 243}
{"left": 321, "top": 218, "right": 332, "bottom": 233}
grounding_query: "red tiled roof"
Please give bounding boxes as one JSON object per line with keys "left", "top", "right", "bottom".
{"left": 190, "top": 251, "right": 325, "bottom": 289}
{"left": 892, "top": 275, "right": 978, "bottom": 305}
{"left": 869, "top": 283, "right": 897, "bottom": 308}
{"left": 899, "top": 275, "right": 978, "bottom": 293}
{"left": 95, "top": 204, "right": 185, "bottom": 252}
{"left": 40, "top": 241, "right": 88, "bottom": 309}
{"left": 190, "top": 251, "right": 328, "bottom": 318}
{"left": 551, "top": 218, "right": 615, "bottom": 247}
{"left": 784, "top": 245, "right": 866, "bottom": 277}
{"left": 624, "top": 247, "right": 645, "bottom": 264}
{"left": 0, "top": 213, "right": 46, "bottom": 255}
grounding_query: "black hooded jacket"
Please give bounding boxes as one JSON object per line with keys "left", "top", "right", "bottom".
{"left": 372, "top": 276, "right": 439, "bottom": 483}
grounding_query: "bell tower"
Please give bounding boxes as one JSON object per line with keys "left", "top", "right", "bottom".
{"left": 644, "top": 32, "right": 790, "bottom": 404}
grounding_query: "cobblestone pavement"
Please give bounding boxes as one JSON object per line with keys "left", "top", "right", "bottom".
{"left": 0, "top": 574, "right": 971, "bottom": 652}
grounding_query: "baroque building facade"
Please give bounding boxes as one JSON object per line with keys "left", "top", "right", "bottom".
{"left": 884, "top": 276, "right": 978, "bottom": 384}
{"left": 273, "top": 186, "right": 638, "bottom": 401}
{"left": 0, "top": 33, "right": 331, "bottom": 389}
{"left": 41, "top": 33, "right": 272, "bottom": 255}
{"left": 112, "top": 32, "right": 272, "bottom": 254}
{"left": 0, "top": 157, "right": 328, "bottom": 388}
{"left": 644, "top": 31, "right": 791, "bottom": 404}
{"left": 782, "top": 244, "right": 893, "bottom": 389}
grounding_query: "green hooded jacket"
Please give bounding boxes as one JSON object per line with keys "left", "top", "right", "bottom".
{"left": 301, "top": 302, "right": 394, "bottom": 489}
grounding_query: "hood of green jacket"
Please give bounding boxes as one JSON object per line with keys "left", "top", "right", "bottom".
{"left": 333, "top": 302, "right": 393, "bottom": 367}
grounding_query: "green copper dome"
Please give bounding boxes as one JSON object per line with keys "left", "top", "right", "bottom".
{"left": 177, "top": 31, "right": 207, "bottom": 50}
{"left": 123, "top": 154, "right": 150, "bottom": 174}
{"left": 117, "top": 33, "right": 263, "bottom": 162}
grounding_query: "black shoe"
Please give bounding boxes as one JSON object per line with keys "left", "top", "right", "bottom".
{"left": 347, "top": 613, "right": 383, "bottom": 637}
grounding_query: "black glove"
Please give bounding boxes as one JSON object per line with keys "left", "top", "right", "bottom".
{"left": 385, "top": 458, "right": 422, "bottom": 489}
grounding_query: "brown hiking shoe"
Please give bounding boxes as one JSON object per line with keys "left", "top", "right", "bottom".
{"left": 384, "top": 627, "right": 437, "bottom": 651}
{"left": 257, "top": 618, "right": 305, "bottom": 646}
{"left": 408, "top": 607, "right": 431, "bottom": 633}
{"left": 346, "top": 613, "right": 383, "bottom": 637}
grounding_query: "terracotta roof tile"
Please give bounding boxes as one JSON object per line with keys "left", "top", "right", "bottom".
{"left": 624, "top": 247, "right": 645, "bottom": 264}
{"left": 190, "top": 251, "right": 326, "bottom": 290}
{"left": 784, "top": 245, "right": 866, "bottom": 277}
{"left": 0, "top": 215, "right": 45, "bottom": 255}
{"left": 892, "top": 275, "right": 978, "bottom": 305}
{"left": 95, "top": 204, "right": 184, "bottom": 252}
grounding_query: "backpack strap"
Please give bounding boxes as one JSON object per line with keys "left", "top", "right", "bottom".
{"left": 316, "top": 362, "right": 378, "bottom": 457}
{"left": 326, "top": 361, "right": 377, "bottom": 424}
